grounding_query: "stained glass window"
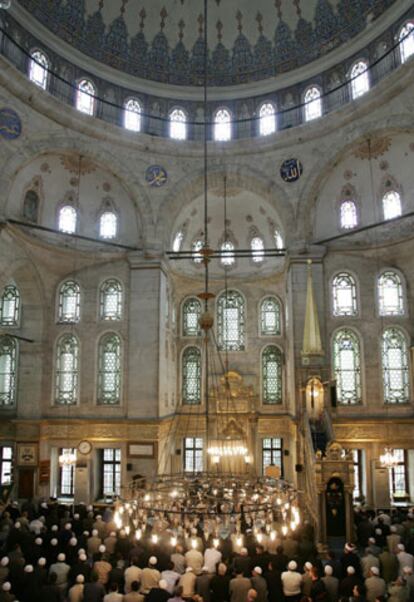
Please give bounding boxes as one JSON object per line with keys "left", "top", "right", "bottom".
{"left": 259, "top": 102, "right": 276, "bottom": 136}
{"left": 182, "top": 346, "right": 201, "bottom": 405}
{"left": 97, "top": 334, "right": 122, "bottom": 405}
{"left": 220, "top": 240, "right": 235, "bottom": 266}
{"left": 332, "top": 272, "right": 358, "bottom": 317}
{"left": 274, "top": 230, "right": 284, "bottom": 250}
{"left": 260, "top": 297, "right": 281, "bottom": 336}
{"left": 0, "top": 447, "right": 13, "bottom": 485}
{"left": 23, "top": 190, "right": 39, "bottom": 223}
{"left": 58, "top": 205, "right": 77, "bottom": 234}
{"left": 350, "top": 60, "right": 370, "bottom": 99}
{"left": 214, "top": 108, "right": 232, "bottom": 141}
{"left": 124, "top": 98, "right": 142, "bottom": 132}
{"left": 184, "top": 437, "right": 203, "bottom": 472}
{"left": 378, "top": 271, "right": 404, "bottom": 316}
{"left": 99, "top": 211, "right": 118, "bottom": 239}
{"left": 217, "top": 290, "right": 245, "bottom": 351}
{"left": 0, "top": 285, "right": 20, "bottom": 326}
{"left": 58, "top": 281, "right": 80, "bottom": 323}
{"left": 262, "top": 438, "right": 283, "bottom": 476}
{"left": 29, "top": 50, "right": 49, "bottom": 90}
{"left": 399, "top": 22, "right": 414, "bottom": 63}
{"left": 383, "top": 190, "right": 402, "bottom": 220}
{"left": 304, "top": 87, "right": 322, "bottom": 121}
{"left": 173, "top": 231, "right": 184, "bottom": 253}
{"left": 0, "top": 336, "right": 17, "bottom": 407}
{"left": 170, "top": 108, "right": 187, "bottom": 140}
{"left": 76, "top": 79, "right": 96, "bottom": 115}
{"left": 100, "top": 279, "right": 122, "bottom": 321}
{"left": 182, "top": 298, "right": 202, "bottom": 336}
{"left": 262, "top": 346, "right": 283, "bottom": 404}
{"left": 102, "top": 448, "right": 121, "bottom": 496}
{"left": 59, "top": 448, "right": 76, "bottom": 497}
{"left": 340, "top": 200, "right": 358, "bottom": 229}
{"left": 351, "top": 449, "right": 364, "bottom": 500}
{"left": 192, "top": 239, "right": 204, "bottom": 264}
{"left": 251, "top": 237, "right": 265, "bottom": 263}
{"left": 382, "top": 328, "right": 409, "bottom": 404}
{"left": 55, "top": 334, "right": 79, "bottom": 405}
{"left": 389, "top": 449, "right": 408, "bottom": 497}
{"left": 333, "top": 329, "right": 361, "bottom": 404}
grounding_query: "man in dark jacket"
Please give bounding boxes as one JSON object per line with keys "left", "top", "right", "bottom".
{"left": 210, "top": 562, "right": 230, "bottom": 602}
{"left": 83, "top": 571, "right": 105, "bottom": 602}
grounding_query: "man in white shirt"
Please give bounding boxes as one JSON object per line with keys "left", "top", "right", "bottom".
{"left": 161, "top": 561, "right": 180, "bottom": 594}
{"left": 204, "top": 543, "right": 222, "bottom": 574}
{"left": 281, "top": 560, "right": 303, "bottom": 602}
{"left": 185, "top": 547, "right": 204, "bottom": 575}
{"left": 125, "top": 558, "right": 142, "bottom": 593}
{"left": 397, "top": 544, "right": 414, "bottom": 575}
{"left": 104, "top": 581, "right": 123, "bottom": 602}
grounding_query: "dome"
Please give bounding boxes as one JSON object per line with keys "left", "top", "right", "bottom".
{"left": 14, "top": 0, "right": 398, "bottom": 87}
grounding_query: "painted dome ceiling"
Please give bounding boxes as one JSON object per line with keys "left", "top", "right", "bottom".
{"left": 18, "top": 0, "right": 397, "bottom": 87}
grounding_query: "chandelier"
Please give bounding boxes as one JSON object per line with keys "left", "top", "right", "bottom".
{"left": 380, "top": 447, "right": 399, "bottom": 469}
{"left": 59, "top": 449, "right": 77, "bottom": 466}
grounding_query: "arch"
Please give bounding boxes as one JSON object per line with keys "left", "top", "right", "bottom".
{"left": 331, "top": 272, "right": 358, "bottom": 317}
{"left": 377, "top": 269, "right": 405, "bottom": 316}
{"left": 332, "top": 328, "right": 362, "bottom": 405}
{"left": 349, "top": 60, "right": 370, "bottom": 99}
{"left": 216, "top": 289, "right": 246, "bottom": 351}
{"left": 213, "top": 107, "right": 232, "bottom": 142}
{"left": 261, "top": 345, "right": 283, "bottom": 405}
{"left": 381, "top": 327, "right": 410, "bottom": 404}
{"left": 398, "top": 21, "right": 414, "bottom": 64}
{"left": 99, "top": 279, "right": 123, "bottom": 321}
{"left": 259, "top": 102, "right": 276, "bottom": 136}
{"left": 0, "top": 336, "right": 18, "bottom": 407}
{"left": 54, "top": 333, "right": 79, "bottom": 405}
{"left": 304, "top": 86, "right": 322, "bottom": 122}
{"left": 57, "top": 280, "right": 81, "bottom": 323}
{"left": 97, "top": 332, "right": 122, "bottom": 405}
{"left": 28, "top": 49, "right": 49, "bottom": 90}
{"left": 182, "top": 296, "right": 202, "bottom": 337}
{"left": 169, "top": 107, "right": 187, "bottom": 140}
{"left": 124, "top": 97, "right": 142, "bottom": 132}
{"left": 23, "top": 189, "right": 40, "bottom": 223}
{"left": 181, "top": 346, "right": 201, "bottom": 405}
{"left": 259, "top": 296, "right": 282, "bottom": 336}
{"left": 75, "top": 78, "right": 97, "bottom": 116}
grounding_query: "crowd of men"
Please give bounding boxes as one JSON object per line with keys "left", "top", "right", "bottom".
{"left": 0, "top": 500, "right": 414, "bottom": 602}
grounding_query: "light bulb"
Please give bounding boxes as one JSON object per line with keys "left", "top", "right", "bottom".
{"left": 191, "top": 538, "right": 197, "bottom": 549}
{"left": 213, "top": 538, "right": 219, "bottom": 548}
{"left": 125, "top": 526, "right": 130, "bottom": 535}
{"left": 281, "top": 525, "right": 288, "bottom": 536}
{"left": 170, "top": 536, "right": 177, "bottom": 547}
{"left": 135, "top": 529, "right": 142, "bottom": 540}
{"left": 236, "top": 536, "right": 243, "bottom": 547}
{"left": 256, "top": 533, "right": 263, "bottom": 543}
{"left": 270, "top": 531, "right": 276, "bottom": 541}
{"left": 152, "top": 534, "right": 159, "bottom": 544}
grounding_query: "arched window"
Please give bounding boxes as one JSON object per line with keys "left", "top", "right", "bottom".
{"left": 124, "top": 98, "right": 142, "bottom": 132}
{"left": 192, "top": 239, "right": 204, "bottom": 264}
{"left": 262, "top": 346, "right": 283, "bottom": 404}
{"left": 182, "top": 297, "right": 202, "bottom": 337}
{"left": 76, "top": 79, "right": 96, "bottom": 115}
{"left": 260, "top": 297, "right": 281, "bottom": 336}
{"left": 259, "top": 102, "right": 276, "bottom": 136}
{"left": 55, "top": 334, "right": 79, "bottom": 405}
{"left": 350, "top": 60, "right": 370, "bottom": 99}
{"left": 383, "top": 190, "right": 402, "bottom": 220}
{"left": 100, "top": 279, "right": 123, "bottom": 321}
{"left": 382, "top": 328, "right": 410, "bottom": 404}
{"left": 29, "top": 50, "right": 49, "bottom": 90}
{"left": 332, "top": 273, "right": 358, "bottom": 317}
{"left": 333, "top": 329, "right": 362, "bottom": 404}
{"left": 214, "top": 108, "right": 232, "bottom": 142}
{"left": 58, "top": 205, "right": 77, "bottom": 234}
{"left": 173, "top": 231, "right": 184, "bottom": 253}
{"left": 169, "top": 108, "right": 187, "bottom": 140}
{"left": 399, "top": 22, "right": 414, "bottom": 64}
{"left": 220, "top": 240, "right": 235, "bottom": 267}
{"left": 0, "top": 285, "right": 21, "bottom": 326}
{"left": 23, "top": 190, "right": 39, "bottom": 223}
{"left": 99, "top": 211, "right": 118, "bottom": 239}
{"left": 58, "top": 280, "right": 80, "bottom": 323}
{"left": 217, "top": 290, "right": 245, "bottom": 351}
{"left": 97, "top": 333, "right": 122, "bottom": 405}
{"left": 182, "top": 347, "right": 201, "bottom": 405}
{"left": 274, "top": 230, "right": 284, "bottom": 250}
{"left": 0, "top": 336, "right": 17, "bottom": 407}
{"left": 251, "top": 237, "right": 265, "bottom": 263}
{"left": 304, "top": 86, "right": 322, "bottom": 121}
{"left": 378, "top": 271, "right": 405, "bottom": 316}
{"left": 340, "top": 200, "right": 358, "bottom": 229}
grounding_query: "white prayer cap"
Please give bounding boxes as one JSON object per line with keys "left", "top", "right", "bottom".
{"left": 78, "top": 548, "right": 85, "bottom": 555}
{"left": 288, "top": 561, "right": 297, "bottom": 570}
{"left": 79, "top": 553, "right": 87, "bottom": 561}
{"left": 96, "top": 515, "right": 102, "bottom": 520}
{"left": 149, "top": 556, "right": 157, "bottom": 565}
{"left": 159, "top": 579, "right": 168, "bottom": 590}
{"left": 57, "top": 553, "right": 66, "bottom": 562}
{"left": 254, "top": 566, "right": 262, "bottom": 575}
{"left": 14, "top": 522, "right": 21, "bottom": 529}
{"left": 65, "top": 523, "right": 72, "bottom": 530}
{"left": 41, "top": 502, "right": 48, "bottom": 509}
{"left": 69, "top": 538, "right": 77, "bottom": 546}
{"left": 1, "top": 557, "right": 9, "bottom": 567}
{"left": 371, "top": 567, "right": 380, "bottom": 576}
{"left": 87, "top": 505, "right": 93, "bottom": 512}
{"left": 398, "top": 544, "right": 405, "bottom": 551}
{"left": 347, "top": 566, "right": 355, "bottom": 575}
{"left": 186, "top": 567, "right": 193, "bottom": 573}
{"left": 2, "top": 582, "right": 11, "bottom": 591}
{"left": 324, "top": 565, "right": 333, "bottom": 576}
{"left": 35, "top": 538, "right": 42, "bottom": 545}
{"left": 304, "top": 562, "right": 313, "bottom": 570}
{"left": 74, "top": 513, "right": 80, "bottom": 520}
{"left": 390, "top": 525, "right": 397, "bottom": 533}
{"left": 403, "top": 567, "right": 413, "bottom": 575}
{"left": 98, "top": 545, "right": 106, "bottom": 553}
{"left": 76, "top": 574, "right": 85, "bottom": 583}
{"left": 92, "top": 529, "right": 98, "bottom": 537}
{"left": 38, "top": 558, "right": 46, "bottom": 566}
{"left": 110, "top": 531, "right": 116, "bottom": 537}
{"left": 201, "top": 566, "right": 208, "bottom": 573}
{"left": 83, "top": 530, "right": 89, "bottom": 536}
{"left": 24, "top": 565, "right": 34, "bottom": 573}
{"left": 51, "top": 538, "right": 58, "bottom": 546}
{"left": 368, "top": 538, "right": 376, "bottom": 545}
{"left": 375, "top": 528, "right": 382, "bottom": 535}
{"left": 345, "top": 542, "right": 356, "bottom": 552}
{"left": 51, "top": 525, "right": 58, "bottom": 532}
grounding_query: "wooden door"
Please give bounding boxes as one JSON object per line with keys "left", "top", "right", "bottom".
{"left": 18, "top": 468, "right": 35, "bottom": 498}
